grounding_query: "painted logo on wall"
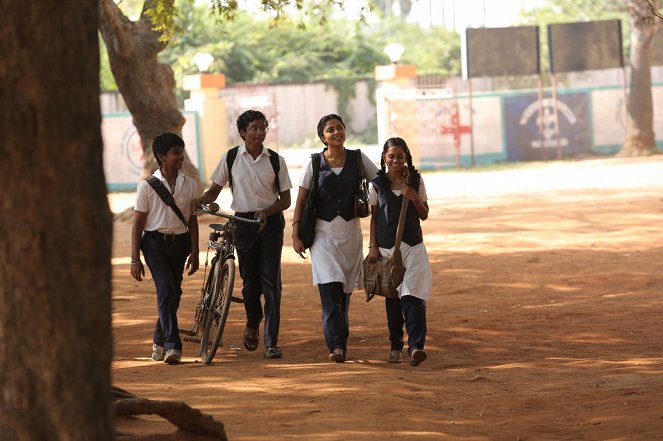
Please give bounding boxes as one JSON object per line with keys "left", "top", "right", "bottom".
{"left": 504, "top": 92, "right": 591, "bottom": 161}
{"left": 121, "top": 126, "right": 144, "bottom": 174}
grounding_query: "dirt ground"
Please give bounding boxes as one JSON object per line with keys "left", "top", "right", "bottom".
{"left": 112, "top": 156, "right": 663, "bottom": 441}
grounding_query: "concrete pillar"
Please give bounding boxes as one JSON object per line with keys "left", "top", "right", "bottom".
{"left": 374, "top": 64, "right": 419, "bottom": 166}
{"left": 184, "top": 73, "right": 228, "bottom": 183}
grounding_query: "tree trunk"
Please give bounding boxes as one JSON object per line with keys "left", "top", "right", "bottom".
{"left": 0, "top": 1, "right": 114, "bottom": 439}
{"left": 98, "top": 0, "right": 204, "bottom": 191}
{"left": 622, "top": 0, "right": 659, "bottom": 156}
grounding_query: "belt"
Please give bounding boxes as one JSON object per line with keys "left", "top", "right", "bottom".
{"left": 145, "top": 231, "right": 189, "bottom": 242}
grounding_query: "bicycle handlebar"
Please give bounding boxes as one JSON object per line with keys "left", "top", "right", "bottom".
{"left": 197, "top": 204, "right": 262, "bottom": 225}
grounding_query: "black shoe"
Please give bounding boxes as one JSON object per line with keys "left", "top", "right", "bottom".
{"left": 243, "top": 327, "right": 259, "bottom": 352}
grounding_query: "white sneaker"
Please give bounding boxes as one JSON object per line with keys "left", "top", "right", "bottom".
{"left": 152, "top": 344, "right": 165, "bottom": 361}
{"left": 164, "top": 349, "right": 182, "bottom": 364}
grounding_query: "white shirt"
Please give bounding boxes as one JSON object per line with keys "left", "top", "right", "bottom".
{"left": 210, "top": 144, "right": 292, "bottom": 213}
{"left": 368, "top": 177, "right": 428, "bottom": 205}
{"left": 134, "top": 169, "right": 198, "bottom": 235}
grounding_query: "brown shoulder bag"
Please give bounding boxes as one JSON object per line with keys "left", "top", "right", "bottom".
{"left": 363, "top": 195, "right": 408, "bottom": 302}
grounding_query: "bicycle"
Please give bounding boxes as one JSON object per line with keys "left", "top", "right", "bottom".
{"left": 180, "top": 204, "right": 261, "bottom": 365}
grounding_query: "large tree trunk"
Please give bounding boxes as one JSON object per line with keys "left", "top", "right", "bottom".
{"left": 0, "top": 0, "right": 114, "bottom": 439}
{"left": 622, "top": 0, "right": 659, "bottom": 156}
{"left": 98, "top": 0, "right": 204, "bottom": 190}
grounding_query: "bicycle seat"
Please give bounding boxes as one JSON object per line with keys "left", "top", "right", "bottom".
{"left": 209, "top": 223, "right": 226, "bottom": 231}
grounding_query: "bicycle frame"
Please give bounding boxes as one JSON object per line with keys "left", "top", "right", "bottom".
{"left": 182, "top": 205, "right": 260, "bottom": 364}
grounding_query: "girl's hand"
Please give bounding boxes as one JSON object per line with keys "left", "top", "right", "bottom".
{"left": 292, "top": 236, "right": 307, "bottom": 259}
{"left": 366, "top": 246, "right": 381, "bottom": 263}
{"left": 402, "top": 184, "right": 419, "bottom": 202}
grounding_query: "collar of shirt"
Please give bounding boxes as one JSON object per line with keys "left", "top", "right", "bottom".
{"left": 238, "top": 143, "right": 269, "bottom": 162}
{"left": 153, "top": 168, "right": 183, "bottom": 188}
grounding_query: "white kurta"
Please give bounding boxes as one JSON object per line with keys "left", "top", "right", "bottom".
{"left": 310, "top": 216, "right": 364, "bottom": 292}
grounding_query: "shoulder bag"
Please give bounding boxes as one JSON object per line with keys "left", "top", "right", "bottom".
{"left": 354, "top": 149, "right": 370, "bottom": 218}
{"left": 363, "top": 195, "right": 408, "bottom": 302}
{"left": 298, "top": 153, "right": 321, "bottom": 249}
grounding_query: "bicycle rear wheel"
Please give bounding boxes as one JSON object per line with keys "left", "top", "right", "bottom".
{"left": 200, "top": 257, "right": 235, "bottom": 365}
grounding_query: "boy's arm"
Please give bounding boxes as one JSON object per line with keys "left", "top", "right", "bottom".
{"left": 186, "top": 213, "right": 199, "bottom": 276}
{"left": 191, "top": 182, "right": 223, "bottom": 211}
{"left": 130, "top": 211, "right": 147, "bottom": 281}
{"left": 258, "top": 189, "right": 291, "bottom": 221}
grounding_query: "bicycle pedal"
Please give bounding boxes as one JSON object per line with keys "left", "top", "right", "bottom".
{"left": 179, "top": 328, "right": 196, "bottom": 336}
{"left": 231, "top": 296, "right": 244, "bottom": 303}
{"left": 183, "top": 336, "right": 200, "bottom": 343}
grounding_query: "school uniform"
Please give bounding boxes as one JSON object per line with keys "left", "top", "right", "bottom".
{"left": 299, "top": 149, "right": 378, "bottom": 354}
{"left": 135, "top": 169, "right": 198, "bottom": 352}
{"left": 368, "top": 173, "right": 432, "bottom": 354}
{"left": 209, "top": 144, "right": 292, "bottom": 349}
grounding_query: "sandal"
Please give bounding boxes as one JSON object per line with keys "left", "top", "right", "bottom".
{"left": 264, "top": 346, "right": 283, "bottom": 359}
{"left": 387, "top": 350, "right": 402, "bottom": 364}
{"left": 243, "top": 327, "right": 259, "bottom": 352}
{"left": 409, "top": 348, "right": 427, "bottom": 367}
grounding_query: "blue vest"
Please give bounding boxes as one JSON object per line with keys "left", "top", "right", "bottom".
{"left": 372, "top": 173, "right": 423, "bottom": 248}
{"left": 316, "top": 149, "right": 362, "bottom": 222}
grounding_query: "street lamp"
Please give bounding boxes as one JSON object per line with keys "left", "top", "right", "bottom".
{"left": 193, "top": 52, "right": 214, "bottom": 73}
{"left": 383, "top": 43, "right": 405, "bottom": 64}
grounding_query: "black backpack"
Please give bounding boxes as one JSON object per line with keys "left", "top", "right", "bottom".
{"left": 226, "top": 146, "right": 281, "bottom": 193}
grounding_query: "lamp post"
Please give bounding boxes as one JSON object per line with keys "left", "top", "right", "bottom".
{"left": 374, "top": 43, "right": 418, "bottom": 165}
{"left": 192, "top": 52, "right": 214, "bottom": 73}
{"left": 383, "top": 43, "right": 405, "bottom": 65}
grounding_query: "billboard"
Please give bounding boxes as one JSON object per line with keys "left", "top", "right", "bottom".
{"left": 464, "top": 26, "right": 540, "bottom": 78}
{"left": 548, "top": 20, "right": 623, "bottom": 73}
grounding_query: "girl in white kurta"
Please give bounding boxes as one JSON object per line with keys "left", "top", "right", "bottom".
{"left": 367, "top": 137, "right": 432, "bottom": 367}
{"left": 292, "top": 114, "right": 378, "bottom": 363}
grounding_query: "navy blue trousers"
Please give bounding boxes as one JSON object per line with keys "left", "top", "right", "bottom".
{"left": 235, "top": 213, "right": 284, "bottom": 348}
{"left": 318, "top": 282, "right": 351, "bottom": 355}
{"left": 142, "top": 231, "right": 191, "bottom": 352}
{"left": 385, "top": 295, "right": 427, "bottom": 355}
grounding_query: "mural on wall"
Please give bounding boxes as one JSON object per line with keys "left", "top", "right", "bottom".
{"left": 102, "top": 112, "right": 200, "bottom": 190}
{"left": 503, "top": 92, "right": 591, "bottom": 161}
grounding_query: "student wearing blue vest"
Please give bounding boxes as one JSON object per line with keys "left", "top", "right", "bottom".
{"left": 131, "top": 132, "right": 200, "bottom": 365}
{"left": 366, "top": 137, "right": 432, "bottom": 367}
{"left": 193, "top": 110, "right": 292, "bottom": 359}
{"left": 292, "top": 114, "right": 379, "bottom": 362}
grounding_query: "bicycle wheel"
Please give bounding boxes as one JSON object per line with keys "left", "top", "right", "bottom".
{"left": 200, "top": 257, "right": 235, "bottom": 365}
{"left": 195, "top": 255, "right": 219, "bottom": 346}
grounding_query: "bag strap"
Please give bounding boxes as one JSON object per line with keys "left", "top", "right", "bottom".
{"left": 309, "top": 153, "right": 321, "bottom": 198}
{"left": 392, "top": 174, "right": 410, "bottom": 264}
{"left": 227, "top": 146, "right": 281, "bottom": 193}
{"left": 145, "top": 175, "right": 188, "bottom": 228}
{"left": 356, "top": 149, "right": 364, "bottom": 180}
{"left": 226, "top": 146, "right": 240, "bottom": 191}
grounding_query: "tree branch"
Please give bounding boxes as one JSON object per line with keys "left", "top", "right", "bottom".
{"left": 646, "top": 0, "right": 663, "bottom": 20}
{"left": 98, "top": 0, "right": 134, "bottom": 59}
{"left": 115, "top": 398, "right": 228, "bottom": 440}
